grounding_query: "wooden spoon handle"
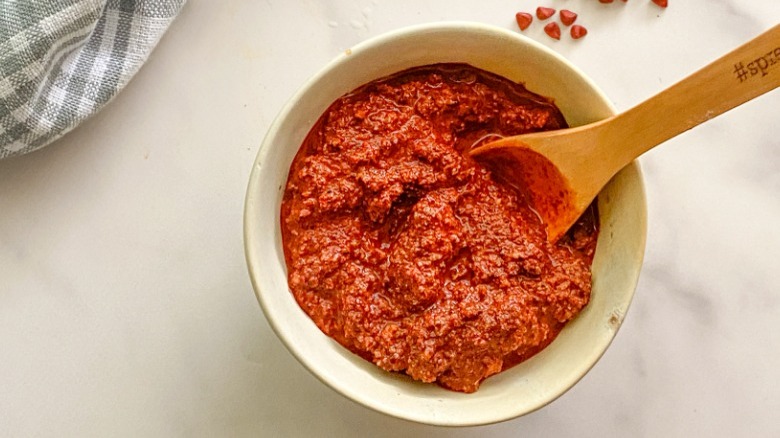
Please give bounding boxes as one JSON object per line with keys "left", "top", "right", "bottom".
{"left": 605, "top": 24, "right": 780, "bottom": 169}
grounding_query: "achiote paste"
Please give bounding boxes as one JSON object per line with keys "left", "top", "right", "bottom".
{"left": 281, "top": 64, "right": 598, "bottom": 393}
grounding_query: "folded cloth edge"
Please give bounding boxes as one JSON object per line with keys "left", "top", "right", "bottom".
{"left": 0, "top": 0, "right": 187, "bottom": 159}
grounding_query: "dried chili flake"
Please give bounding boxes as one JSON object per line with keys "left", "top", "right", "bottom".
{"left": 536, "top": 7, "right": 556, "bottom": 20}
{"left": 651, "top": 0, "right": 668, "bottom": 7}
{"left": 515, "top": 12, "right": 533, "bottom": 30}
{"left": 570, "top": 25, "right": 588, "bottom": 39}
{"left": 559, "top": 10, "right": 577, "bottom": 26}
{"left": 544, "top": 22, "right": 561, "bottom": 40}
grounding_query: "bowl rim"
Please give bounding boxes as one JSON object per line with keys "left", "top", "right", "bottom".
{"left": 244, "top": 20, "right": 647, "bottom": 426}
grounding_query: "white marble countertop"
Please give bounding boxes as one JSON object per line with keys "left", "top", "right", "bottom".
{"left": 1, "top": 0, "right": 778, "bottom": 436}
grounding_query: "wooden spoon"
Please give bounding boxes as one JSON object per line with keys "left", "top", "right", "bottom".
{"left": 469, "top": 24, "right": 780, "bottom": 242}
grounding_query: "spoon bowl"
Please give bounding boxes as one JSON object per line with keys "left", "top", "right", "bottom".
{"left": 470, "top": 24, "right": 780, "bottom": 242}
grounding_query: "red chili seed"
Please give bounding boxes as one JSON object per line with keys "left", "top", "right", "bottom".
{"left": 515, "top": 12, "right": 533, "bottom": 30}
{"left": 651, "top": 0, "right": 668, "bottom": 7}
{"left": 536, "top": 6, "right": 556, "bottom": 20}
{"left": 570, "top": 25, "right": 588, "bottom": 40}
{"left": 559, "top": 10, "right": 577, "bottom": 26}
{"left": 544, "top": 22, "right": 561, "bottom": 40}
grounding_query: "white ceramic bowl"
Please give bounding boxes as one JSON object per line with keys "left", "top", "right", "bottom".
{"left": 244, "top": 22, "right": 647, "bottom": 426}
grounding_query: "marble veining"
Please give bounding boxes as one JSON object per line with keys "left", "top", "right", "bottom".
{"left": 0, "top": 0, "right": 778, "bottom": 436}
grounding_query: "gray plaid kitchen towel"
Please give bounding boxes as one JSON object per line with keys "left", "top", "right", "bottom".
{"left": 0, "top": 0, "right": 185, "bottom": 159}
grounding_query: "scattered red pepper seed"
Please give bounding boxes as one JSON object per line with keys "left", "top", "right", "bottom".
{"left": 536, "top": 6, "right": 556, "bottom": 20}
{"left": 515, "top": 12, "right": 533, "bottom": 30}
{"left": 559, "top": 10, "right": 577, "bottom": 26}
{"left": 516, "top": 1, "right": 666, "bottom": 42}
{"left": 570, "top": 25, "right": 588, "bottom": 39}
{"left": 544, "top": 22, "right": 561, "bottom": 40}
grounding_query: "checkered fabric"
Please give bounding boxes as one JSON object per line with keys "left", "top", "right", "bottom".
{"left": 0, "top": 0, "right": 185, "bottom": 159}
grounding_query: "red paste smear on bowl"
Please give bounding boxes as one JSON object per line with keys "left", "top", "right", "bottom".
{"left": 280, "top": 64, "right": 598, "bottom": 393}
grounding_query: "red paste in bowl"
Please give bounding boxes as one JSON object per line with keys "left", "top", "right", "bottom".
{"left": 280, "top": 64, "right": 598, "bottom": 393}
